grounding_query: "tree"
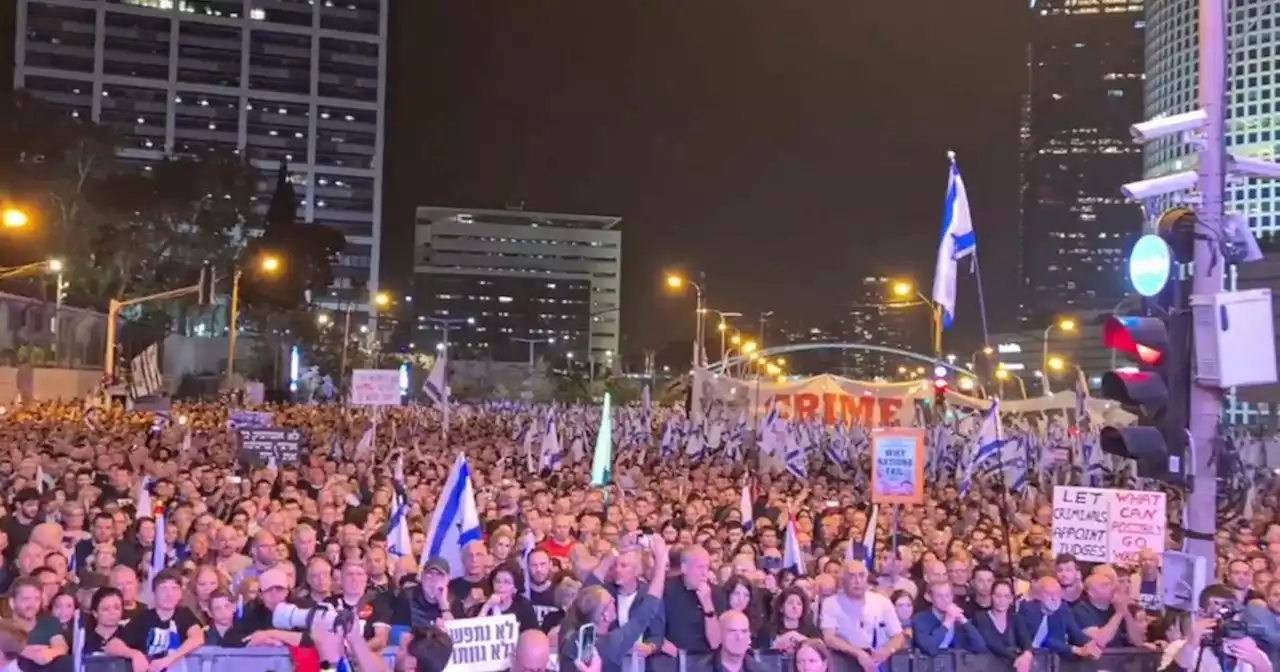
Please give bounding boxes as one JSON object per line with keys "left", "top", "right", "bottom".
{"left": 241, "top": 160, "right": 345, "bottom": 311}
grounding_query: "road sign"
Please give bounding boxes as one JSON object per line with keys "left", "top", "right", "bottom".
{"left": 1129, "top": 234, "right": 1172, "bottom": 297}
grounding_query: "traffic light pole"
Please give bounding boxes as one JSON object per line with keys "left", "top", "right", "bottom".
{"left": 1185, "top": 0, "right": 1226, "bottom": 576}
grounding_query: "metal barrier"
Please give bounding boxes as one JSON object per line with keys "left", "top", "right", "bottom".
{"left": 75, "top": 645, "right": 1164, "bottom": 672}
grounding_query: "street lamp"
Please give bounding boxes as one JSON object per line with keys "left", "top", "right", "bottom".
{"left": 706, "top": 309, "right": 741, "bottom": 363}
{"left": 2, "top": 208, "right": 29, "bottom": 229}
{"left": 664, "top": 273, "right": 705, "bottom": 368}
{"left": 317, "top": 313, "right": 331, "bottom": 327}
{"left": 888, "top": 279, "right": 941, "bottom": 357}
{"left": 1047, "top": 356, "right": 1066, "bottom": 372}
{"left": 994, "top": 366, "right": 1029, "bottom": 399}
{"left": 1042, "top": 317, "right": 1078, "bottom": 384}
{"left": 48, "top": 259, "right": 65, "bottom": 361}
{"left": 227, "top": 253, "right": 283, "bottom": 386}
{"left": 512, "top": 336, "right": 556, "bottom": 367}
{"left": 374, "top": 291, "right": 391, "bottom": 308}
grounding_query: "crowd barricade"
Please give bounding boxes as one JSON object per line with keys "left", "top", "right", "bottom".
{"left": 76, "top": 644, "right": 1164, "bottom": 672}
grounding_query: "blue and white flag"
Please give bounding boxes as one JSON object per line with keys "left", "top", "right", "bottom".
{"left": 386, "top": 503, "right": 413, "bottom": 559}
{"left": 420, "top": 453, "right": 483, "bottom": 577}
{"left": 540, "top": 414, "right": 563, "bottom": 471}
{"left": 931, "top": 152, "right": 977, "bottom": 329}
{"left": 423, "top": 354, "right": 451, "bottom": 436}
{"left": 784, "top": 431, "right": 808, "bottom": 478}
{"left": 739, "top": 481, "right": 754, "bottom": 533}
{"left": 783, "top": 518, "right": 805, "bottom": 575}
{"left": 150, "top": 510, "right": 168, "bottom": 587}
{"left": 961, "top": 399, "right": 1004, "bottom": 496}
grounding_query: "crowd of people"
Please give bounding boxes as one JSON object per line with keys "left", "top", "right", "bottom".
{"left": 0, "top": 400, "right": 1277, "bottom": 672}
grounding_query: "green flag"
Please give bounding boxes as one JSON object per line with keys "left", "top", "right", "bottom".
{"left": 591, "top": 393, "right": 613, "bottom": 487}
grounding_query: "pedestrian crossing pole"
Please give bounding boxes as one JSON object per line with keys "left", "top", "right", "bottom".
{"left": 1184, "top": 0, "right": 1226, "bottom": 579}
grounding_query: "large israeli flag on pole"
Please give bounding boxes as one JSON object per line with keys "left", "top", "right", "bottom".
{"left": 931, "top": 152, "right": 977, "bottom": 329}
{"left": 420, "top": 453, "right": 483, "bottom": 577}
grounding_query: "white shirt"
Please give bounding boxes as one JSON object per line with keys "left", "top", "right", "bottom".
{"left": 617, "top": 590, "right": 638, "bottom": 627}
{"left": 819, "top": 590, "right": 903, "bottom": 649}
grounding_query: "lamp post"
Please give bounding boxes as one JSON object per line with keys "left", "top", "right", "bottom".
{"left": 227, "top": 254, "right": 282, "bottom": 387}
{"left": 1041, "top": 317, "right": 1076, "bottom": 380}
{"left": 511, "top": 336, "right": 556, "bottom": 368}
{"left": 994, "top": 368, "right": 1029, "bottom": 399}
{"left": 48, "top": 259, "right": 64, "bottom": 362}
{"left": 890, "top": 280, "right": 941, "bottom": 357}
{"left": 707, "top": 309, "right": 742, "bottom": 363}
{"left": 1, "top": 208, "right": 29, "bottom": 229}
{"left": 665, "top": 274, "right": 705, "bottom": 368}
{"left": 424, "top": 316, "right": 475, "bottom": 358}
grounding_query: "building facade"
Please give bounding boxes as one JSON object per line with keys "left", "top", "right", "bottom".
{"left": 845, "top": 276, "right": 923, "bottom": 379}
{"left": 14, "top": 0, "right": 387, "bottom": 311}
{"left": 1144, "top": 0, "right": 1280, "bottom": 424}
{"left": 413, "top": 207, "right": 622, "bottom": 367}
{"left": 1020, "top": 0, "right": 1145, "bottom": 325}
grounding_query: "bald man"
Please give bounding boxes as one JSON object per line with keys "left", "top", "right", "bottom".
{"left": 511, "top": 630, "right": 550, "bottom": 672}
{"left": 714, "top": 611, "right": 760, "bottom": 671}
{"left": 1072, "top": 573, "right": 1144, "bottom": 650}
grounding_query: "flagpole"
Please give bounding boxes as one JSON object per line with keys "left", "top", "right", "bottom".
{"left": 948, "top": 151, "right": 993, "bottom": 350}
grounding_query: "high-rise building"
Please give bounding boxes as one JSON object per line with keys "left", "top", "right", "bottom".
{"left": 1144, "top": 0, "right": 1280, "bottom": 424}
{"left": 14, "top": 0, "right": 387, "bottom": 311}
{"left": 1020, "top": 0, "right": 1145, "bottom": 324}
{"left": 413, "top": 207, "right": 622, "bottom": 367}
{"left": 846, "top": 276, "right": 918, "bottom": 379}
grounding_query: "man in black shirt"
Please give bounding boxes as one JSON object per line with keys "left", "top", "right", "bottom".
{"left": 75, "top": 513, "right": 138, "bottom": 571}
{"left": 397, "top": 558, "right": 458, "bottom": 629}
{"left": 104, "top": 568, "right": 205, "bottom": 667}
{"left": 657, "top": 545, "right": 722, "bottom": 672}
{"left": 2, "top": 489, "right": 41, "bottom": 562}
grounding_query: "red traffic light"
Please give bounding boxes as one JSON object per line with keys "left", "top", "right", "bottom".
{"left": 933, "top": 378, "right": 948, "bottom": 389}
{"left": 1100, "top": 370, "right": 1169, "bottom": 409}
{"left": 1103, "top": 316, "right": 1167, "bottom": 366}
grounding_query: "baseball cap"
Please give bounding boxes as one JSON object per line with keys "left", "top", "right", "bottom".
{"left": 422, "top": 557, "right": 450, "bottom": 577}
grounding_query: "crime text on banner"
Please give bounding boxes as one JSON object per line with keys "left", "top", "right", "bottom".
{"left": 443, "top": 615, "right": 518, "bottom": 672}
{"left": 351, "top": 369, "right": 403, "bottom": 406}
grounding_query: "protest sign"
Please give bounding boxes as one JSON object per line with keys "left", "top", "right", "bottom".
{"left": 229, "top": 410, "right": 274, "bottom": 429}
{"left": 238, "top": 428, "right": 305, "bottom": 466}
{"left": 870, "top": 428, "right": 925, "bottom": 505}
{"left": 351, "top": 369, "right": 402, "bottom": 406}
{"left": 1052, "top": 486, "right": 1166, "bottom": 564}
{"left": 442, "top": 614, "right": 518, "bottom": 672}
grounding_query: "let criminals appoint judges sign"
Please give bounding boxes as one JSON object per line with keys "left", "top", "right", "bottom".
{"left": 1052, "top": 486, "right": 1166, "bottom": 564}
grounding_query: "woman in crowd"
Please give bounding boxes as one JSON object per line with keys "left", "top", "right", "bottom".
{"left": 466, "top": 563, "right": 539, "bottom": 633}
{"left": 49, "top": 592, "right": 76, "bottom": 628}
{"left": 973, "top": 580, "right": 1032, "bottom": 671}
{"left": 723, "top": 575, "right": 769, "bottom": 649}
{"left": 83, "top": 586, "right": 152, "bottom": 672}
{"left": 891, "top": 589, "right": 915, "bottom": 641}
{"left": 767, "top": 586, "right": 820, "bottom": 653}
{"left": 183, "top": 564, "right": 229, "bottom": 623}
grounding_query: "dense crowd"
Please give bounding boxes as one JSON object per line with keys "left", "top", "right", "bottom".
{"left": 0, "top": 400, "right": 1278, "bottom": 672}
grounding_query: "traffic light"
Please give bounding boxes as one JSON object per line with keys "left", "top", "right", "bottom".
{"left": 197, "top": 263, "right": 217, "bottom": 306}
{"left": 932, "top": 378, "right": 948, "bottom": 407}
{"left": 1098, "top": 315, "right": 1185, "bottom": 481}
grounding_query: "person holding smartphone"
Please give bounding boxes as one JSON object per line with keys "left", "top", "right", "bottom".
{"left": 558, "top": 535, "right": 669, "bottom": 672}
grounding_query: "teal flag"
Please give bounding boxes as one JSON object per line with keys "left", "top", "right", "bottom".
{"left": 591, "top": 393, "right": 613, "bottom": 487}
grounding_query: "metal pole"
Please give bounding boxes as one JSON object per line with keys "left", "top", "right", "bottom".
{"left": 104, "top": 299, "right": 121, "bottom": 379}
{"left": 52, "top": 271, "right": 62, "bottom": 362}
{"left": 339, "top": 304, "right": 351, "bottom": 386}
{"left": 528, "top": 341, "right": 535, "bottom": 368}
{"left": 1186, "top": 0, "right": 1225, "bottom": 577}
{"left": 226, "top": 270, "right": 241, "bottom": 388}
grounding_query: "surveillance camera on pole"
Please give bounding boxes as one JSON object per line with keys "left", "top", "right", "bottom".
{"left": 1130, "top": 109, "right": 1208, "bottom": 143}
{"left": 1120, "top": 170, "right": 1199, "bottom": 201}
{"left": 1227, "top": 154, "right": 1280, "bottom": 180}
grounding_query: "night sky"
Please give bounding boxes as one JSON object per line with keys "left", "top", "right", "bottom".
{"left": 382, "top": 1, "right": 1021, "bottom": 355}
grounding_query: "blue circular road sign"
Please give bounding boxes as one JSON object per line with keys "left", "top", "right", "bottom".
{"left": 1129, "top": 234, "right": 1172, "bottom": 297}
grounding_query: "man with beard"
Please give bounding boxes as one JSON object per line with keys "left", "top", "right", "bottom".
{"left": 525, "top": 549, "right": 560, "bottom": 630}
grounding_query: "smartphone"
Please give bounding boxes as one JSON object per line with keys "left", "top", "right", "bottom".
{"left": 576, "top": 624, "right": 597, "bottom": 664}
{"left": 639, "top": 535, "right": 652, "bottom": 550}
{"left": 227, "top": 476, "right": 243, "bottom": 485}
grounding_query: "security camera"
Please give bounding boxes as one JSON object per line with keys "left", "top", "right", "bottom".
{"left": 1130, "top": 109, "right": 1208, "bottom": 143}
{"left": 1228, "top": 153, "right": 1280, "bottom": 180}
{"left": 1120, "top": 170, "right": 1198, "bottom": 201}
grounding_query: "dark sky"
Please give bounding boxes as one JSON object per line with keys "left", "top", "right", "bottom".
{"left": 384, "top": 1, "right": 1026, "bottom": 355}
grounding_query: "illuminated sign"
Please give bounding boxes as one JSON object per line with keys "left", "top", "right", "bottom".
{"left": 1001, "top": 362, "right": 1027, "bottom": 371}
{"left": 997, "top": 343, "right": 1022, "bottom": 354}
{"left": 1129, "top": 234, "right": 1172, "bottom": 297}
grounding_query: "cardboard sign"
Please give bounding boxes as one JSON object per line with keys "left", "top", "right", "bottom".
{"left": 237, "top": 428, "right": 305, "bottom": 466}
{"left": 870, "top": 428, "right": 925, "bottom": 505}
{"left": 443, "top": 614, "right": 519, "bottom": 672}
{"left": 1052, "top": 486, "right": 1166, "bottom": 564}
{"left": 351, "top": 369, "right": 402, "bottom": 406}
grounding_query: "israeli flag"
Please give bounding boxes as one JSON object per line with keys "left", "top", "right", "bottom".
{"left": 540, "top": 414, "right": 563, "bottom": 472}
{"left": 421, "top": 453, "right": 483, "bottom": 577}
{"left": 422, "top": 355, "right": 449, "bottom": 405}
{"left": 783, "top": 518, "right": 805, "bottom": 575}
{"left": 386, "top": 503, "right": 413, "bottom": 559}
{"left": 931, "top": 152, "right": 977, "bottom": 329}
{"left": 961, "top": 399, "right": 1003, "bottom": 497}
{"left": 150, "top": 510, "right": 168, "bottom": 587}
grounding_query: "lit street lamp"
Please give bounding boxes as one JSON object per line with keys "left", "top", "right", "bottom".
{"left": 665, "top": 273, "right": 705, "bottom": 367}
{"left": 512, "top": 336, "right": 556, "bottom": 367}
{"left": 1042, "top": 317, "right": 1077, "bottom": 392}
{"left": 2, "top": 208, "right": 29, "bottom": 229}
{"left": 227, "top": 254, "right": 283, "bottom": 386}
{"left": 889, "top": 280, "right": 941, "bottom": 357}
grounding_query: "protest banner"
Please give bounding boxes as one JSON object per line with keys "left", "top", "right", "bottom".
{"left": 238, "top": 428, "right": 305, "bottom": 466}
{"left": 229, "top": 410, "right": 274, "bottom": 429}
{"left": 1052, "top": 486, "right": 1166, "bottom": 564}
{"left": 870, "top": 428, "right": 925, "bottom": 505}
{"left": 443, "top": 614, "right": 519, "bottom": 672}
{"left": 351, "top": 369, "right": 403, "bottom": 406}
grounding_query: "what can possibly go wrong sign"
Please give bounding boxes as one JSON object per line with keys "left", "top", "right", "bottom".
{"left": 1051, "top": 486, "right": 1167, "bottom": 565}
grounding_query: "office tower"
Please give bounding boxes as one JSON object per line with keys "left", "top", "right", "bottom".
{"left": 846, "top": 276, "right": 916, "bottom": 379}
{"left": 14, "top": 0, "right": 387, "bottom": 311}
{"left": 1020, "top": 0, "right": 1145, "bottom": 324}
{"left": 414, "top": 206, "right": 622, "bottom": 368}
